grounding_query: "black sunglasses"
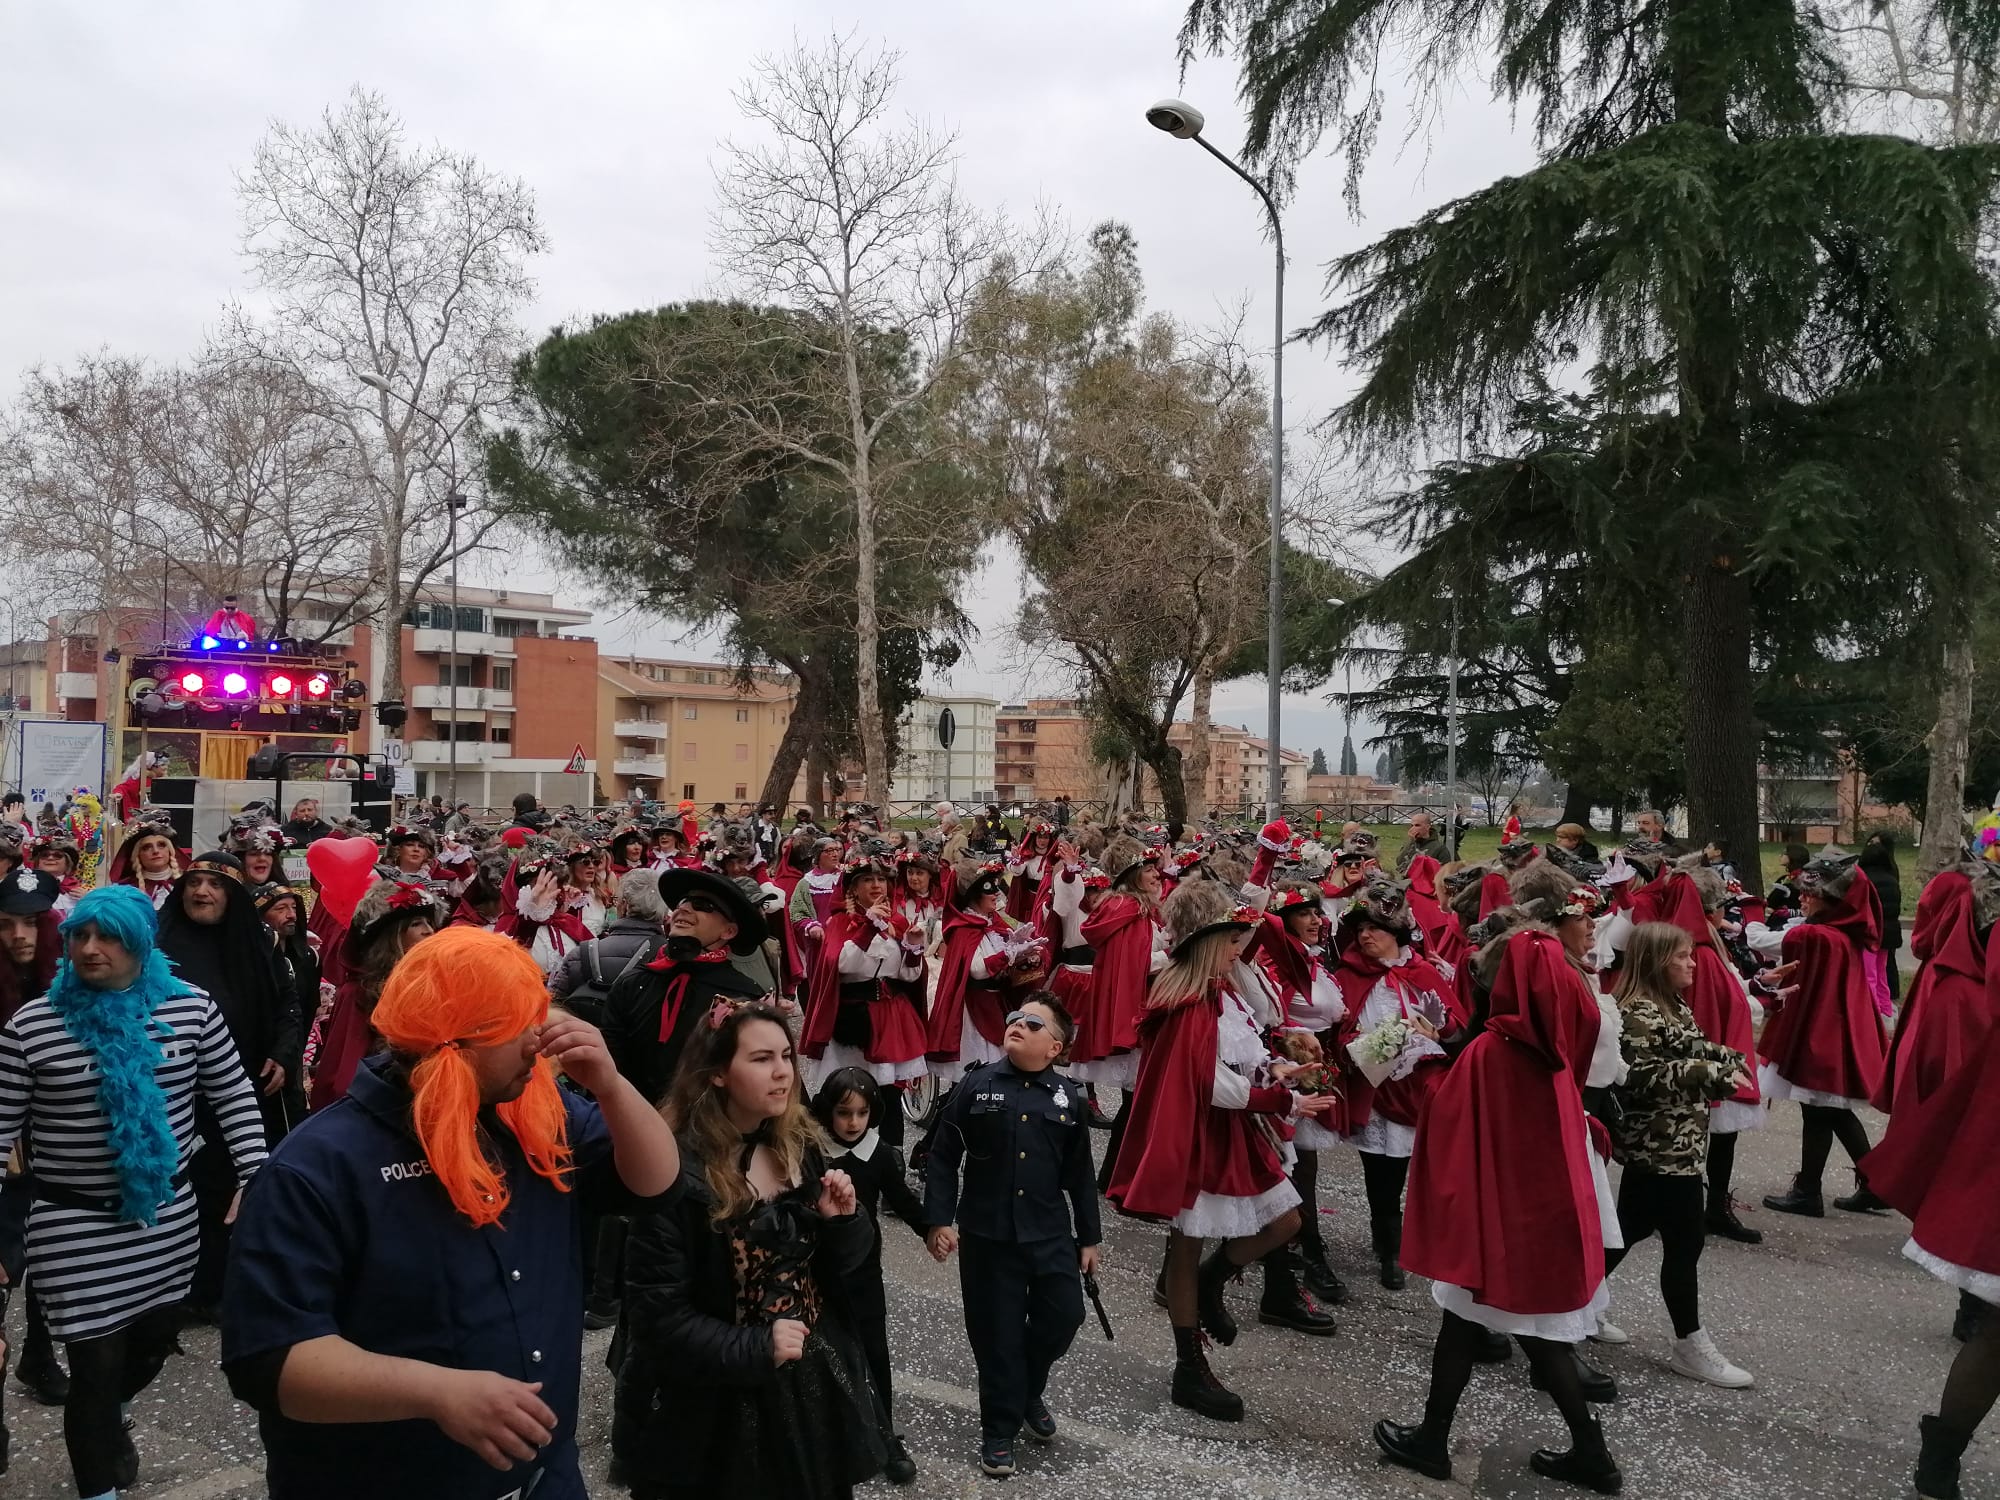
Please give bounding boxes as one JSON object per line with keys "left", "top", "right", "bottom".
{"left": 677, "top": 893, "right": 725, "bottom": 916}
{"left": 1005, "top": 1010, "right": 1056, "bottom": 1034}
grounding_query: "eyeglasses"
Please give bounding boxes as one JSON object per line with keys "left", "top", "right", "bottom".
{"left": 1005, "top": 1010, "right": 1055, "bottom": 1034}
{"left": 678, "top": 893, "right": 724, "bottom": 915}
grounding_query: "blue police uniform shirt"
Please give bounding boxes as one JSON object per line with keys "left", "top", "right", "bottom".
{"left": 922, "top": 1057, "right": 1102, "bottom": 1246}
{"left": 222, "top": 1055, "right": 634, "bottom": 1500}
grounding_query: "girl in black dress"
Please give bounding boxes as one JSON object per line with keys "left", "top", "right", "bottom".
{"left": 812, "top": 1067, "right": 928, "bottom": 1485}
{"left": 615, "top": 1003, "right": 888, "bottom": 1500}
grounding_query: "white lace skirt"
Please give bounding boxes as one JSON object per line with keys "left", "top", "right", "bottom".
{"left": 1758, "top": 1061, "right": 1869, "bottom": 1112}
{"left": 1905, "top": 1239, "right": 2000, "bottom": 1306}
{"left": 1172, "top": 1177, "right": 1301, "bottom": 1240}
{"left": 1293, "top": 1117, "right": 1344, "bottom": 1152}
{"left": 1343, "top": 1114, "right": 1417, "bottom": 1158}
{"left": 1431, "top": 1277, "right": 1610, "bottom": 1343}
{"left": 814, "top": 1042, "right": 928, "bottom": 1088}
{"left": 1710, "top": 1100, "right": 1765, "bottom": 1135}
{"left": 1070, "top": 1050, "right": 1140, "bottom": 1088}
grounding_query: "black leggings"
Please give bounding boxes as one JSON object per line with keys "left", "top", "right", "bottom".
{"left": 1423, "top": 1309, "right": 1593, "bottom": 1445}
{"left": 1705, "top": 1129, "right": 1739, "bottom": 1204}
{"left": 1359, "top": 1150, "right": 1411, "bottom": 1225}
{"left": 1799, "top": 1104, "right": 1872, "bottom": 1189}
{"left": 1292, "top": 1151, "right": 1325, "bottom": 1254}
{"left": 1603, "top": 1167, "right": 1705, "bottom": 1338}
{"left": 1941, "top": 1299, "right": 2000, "bottom": 1441}
{"left": 64, "top": 1305, "right": 180, "bottom": 1495}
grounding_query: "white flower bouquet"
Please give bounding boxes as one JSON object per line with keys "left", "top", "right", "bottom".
{"left": 1346, "top": 1015, "right": 1417, "bottom": 1087}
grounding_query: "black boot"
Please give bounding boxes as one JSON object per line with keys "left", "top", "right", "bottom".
{"left": 1257, "top": 1250, "right": 1336, "bottom": 1336}
{"left": 1471, "top": 1324, "right": 1513, "bottom": 1363}
{"left": 1170, "top": 1326, "right": 1245, "bottom": 1422}
{"left": 1532, "top": 1350, "right": 1619, "bottom": 1404}
{"left": 1916, "top": 1413, "right": 1969, "bottom": 1500}
{"left": 882, "top": 1433, "right": 918, "bottom": 1485}
{"left": 1196, "top": 1248, "right": 1240, "bottom": 1346}
{"left": 1373, "top": 1418, "right": 1451, "bottom": 1480}
{"left": 1761, "top": 1174, "right": 1824, "bottom": 1218}
{"left": 1832, "top": 1178, "right": 1891, "bottom": 1214}
{"left": 1705, "top": 1190, "right": 1763, "bottom": 1244}
{"left": 1295, "top": 1225, "right": 1350, "bottom": 1305}
{"left": 1952, "top": 1292, "right": 1983, "bottom": 1344}
{"left": 1529, "top": 1416, "right": 1623, "bottom": 1493}
{"left": 1371, "top": 1216, "right": 1406, "bottom": 1290}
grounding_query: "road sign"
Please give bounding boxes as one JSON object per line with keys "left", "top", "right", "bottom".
{"left": 937, "top": 707, "right": 956, "bottom": 749}
{"left": 380, "top": 737, "right": 406, "bottom": 765}
{"left": 564, "top": 744, "right": 588, "bottom": 775}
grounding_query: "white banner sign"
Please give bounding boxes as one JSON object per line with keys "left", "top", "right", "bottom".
{"left": 19, "top": 720, "right": 106, "bottom": 807}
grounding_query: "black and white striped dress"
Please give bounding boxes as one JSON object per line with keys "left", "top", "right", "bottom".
{"left": 0, "top": 986, "right": 269, "bottom": 1341}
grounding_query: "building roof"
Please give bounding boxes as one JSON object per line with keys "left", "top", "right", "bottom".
{"left": 599, "top": 658, "right": 795, "bottom": 702}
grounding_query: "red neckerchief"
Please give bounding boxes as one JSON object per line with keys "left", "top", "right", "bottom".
{"left": 647, "top": 944, "right": 734, "bottom": 1042}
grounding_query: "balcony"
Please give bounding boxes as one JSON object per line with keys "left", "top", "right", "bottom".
{"left": 614, "top": 753, "right": 668, "bottom": 777}
{"left": 614, "top": 718, "right": 669, "bottom": 740}
{"left": 411, "top": 628, "right": 514, "bottom": 657}
{"left": 410, "top": 685, "right": 515, "bottom": 710}
{"left": 409, "top": 740, "right": 495, "bottom": 766}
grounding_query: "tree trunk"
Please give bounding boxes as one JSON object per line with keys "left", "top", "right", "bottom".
{"left": 1183, "top": 663, "right": 1215, "bottom": 825}
{"left": 1560, "top": 782, "right": 1595, "bottom": 829}
{"left": 1917, "top": 635, "right": 1977, "bottom": 882}
{"left": 1680, "top": 540, "right": 1763, "bottom": 866}
{"left": 805, "top": 735, "right": 834, "bottom": 822}
{"left": 761, "top": 659, "right": 821, "bottom": 813}
{"left": 1147, "top": 739, "right": 1189, "bottom": 826}
{"left": 843, "top": 350, "right": 888, "bottom": 805}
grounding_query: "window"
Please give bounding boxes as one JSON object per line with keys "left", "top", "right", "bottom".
{"left": 733, "top": 743, "right": 749, "bottom": 762}
{"left": 734, "top": 784, "right": 748, "bottom": 799}
{"left": 683, "top": 706, "right": 698, "bottom": 720}
{"left": 491, "top": 616, "right": 533, "bottom": 639}
{"left": 1018, "top": 721, "right": 1037, "bottom": 735}
{"left": 491, "top": 665, "right": 513, "bottom": 691}
{"left": 490, "top": 724, "right": 511, "bottom": 746}
{"left": 683, "top": 743, "right": 697, "bottom": 762}
{"left": 734, "top": 707, "right": 750, "bottom": 722}
{"left": 682, "top": 783, "right": 696, "bottom": 801}
{"left": 437, "top": 662, "right": 473, "bottom": 687}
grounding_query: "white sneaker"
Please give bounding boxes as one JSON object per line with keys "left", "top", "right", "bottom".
{"left": 1590, "top": 1317, "right": 1630, "bottom": 1345}
{"left": 1670, "top": 1328, "right": 1753, "bottom": 1388}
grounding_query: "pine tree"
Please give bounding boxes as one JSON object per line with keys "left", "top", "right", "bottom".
{"left": 1183, "top": 0, "right": 2000, "bottom": 862}
{"left": 1339, "top": 735, "right": 1359, "bottom": 777}
{"left": 1310, "top": 746, "right": 1329, "bottom": 775}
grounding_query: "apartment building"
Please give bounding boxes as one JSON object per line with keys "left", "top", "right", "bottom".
{"left": 994, "top": 699, "right": 1103, "bottom": 803}
{"left": 596, "top": 657, "right": 798, "bottom": 806}
{"left": 892, "top": 694, "right": 997, "bottom": 806}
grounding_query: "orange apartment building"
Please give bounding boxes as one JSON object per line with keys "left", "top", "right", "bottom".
{"left": 596, "top": 657, "right": 798, "bottom": 806}
{"left": 994, "top": 699, "right": 1105, "bottom": 803}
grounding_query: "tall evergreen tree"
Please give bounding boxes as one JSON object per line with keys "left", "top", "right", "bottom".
{"left": 1184, "top": 0, "right": 2000, "bottom": 861}
{"left": 1339, "top": 734, "right": 1359, "bottom": 776}
{"left": 1310, "top": 745, "right": 1329, "bottom": 775}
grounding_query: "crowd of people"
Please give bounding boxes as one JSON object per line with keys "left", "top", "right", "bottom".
{"left": 0, "top": 784, "right": 1990, "bottom": 1500}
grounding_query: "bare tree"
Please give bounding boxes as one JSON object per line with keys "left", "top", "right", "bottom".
{"left": 233, "top": 86, "right": 542, "bottom": 702}
{"left": 1835, "top": 3, "right": 2000, "bottom": 878}
{"left": 709, "top": 32, "right": 1047, "bottom": 802}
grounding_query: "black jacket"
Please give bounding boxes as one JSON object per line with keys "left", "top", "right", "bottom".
{"left": 603, "top": 952, "right": 768, "bottom": 1109}
{"left": 1861, "top": 855, "right": 1903, "bottom": 951}
{"left": 550, "top": 917, "right": 665, "bottom": 1007}
{"left": 923, "top": 1058, "right": 1101, "bottom": 1247}
{"left": 280, "top": 817, "right": 331, "bottom": 847}
{"left": 825, "top": 1133, "right": 927, "bottom": 1321}
{"left": 613, "top": 1145, "right": 873, "bottom": 1486}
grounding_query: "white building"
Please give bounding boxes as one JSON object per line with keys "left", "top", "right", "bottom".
{"left": 892, "top": 693, "right": 997, "bottom": 807}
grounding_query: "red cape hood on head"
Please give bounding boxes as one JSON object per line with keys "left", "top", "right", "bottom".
{"left": 1401, "top": 930, "right": 1605, "bottom": 1315}
{"left": 1874, "top": 870, "right": 1996, "bottom": 1113}
{"left": 1478, "top": 871, "right": 1513, "bottom": 921}
{"left": 1761, "top": 920, "right": 1887, "bottom": 1103}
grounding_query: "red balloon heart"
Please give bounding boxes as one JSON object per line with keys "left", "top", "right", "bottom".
{"left": 305, "top": 835, "right": 379, "bottom": 927}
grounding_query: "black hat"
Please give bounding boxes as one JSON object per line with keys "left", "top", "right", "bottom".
{"left": 0, "top": 867, "right": 60, "bottom": 915}
{"left": 658, "top": 867, "right": 765, "bottom": 955}
{"left": 953, "top": 860, "right": 1007, "bottom": 909}
{"left": 187, "top": 850, "right": 248, "bottom": 882}
{"left": 250, "top": 880, "right": 300, "bottom": 915}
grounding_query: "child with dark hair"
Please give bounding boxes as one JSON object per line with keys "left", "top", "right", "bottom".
{"left": 811, "top": 1067, "right": 927, "bottom": 1486}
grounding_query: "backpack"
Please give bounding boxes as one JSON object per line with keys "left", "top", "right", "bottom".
{"left": 563, "top": 935, "right": 659, "bottom": 1025}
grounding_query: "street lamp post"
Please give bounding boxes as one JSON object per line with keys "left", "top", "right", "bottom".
{"left": 1147, "top": 99, "right": 1287, "bottom": 821}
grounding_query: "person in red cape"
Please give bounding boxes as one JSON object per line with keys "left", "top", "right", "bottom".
{"left": 800, "top": 853, "right": 929, "bottom": 1149}
{"left": 1859, "top": 897, "right": 2000, "bottom": 1500}
{"left": 1874, "top": 861, "right": 1999, "bottom": 1117}
{"left": 925, "top": 863, "right": 1039, "bottom": 1084}
{"left": 785, "top": 836, "right": 845, "bottom": 996}
{"left": 605, "top": 827, "right": 649, "bottom": 881}
{"left": 494, "top": 852, "right": 593, "bottom": 978}
{"left": 1003, "top": 822, "right": 1055, "bottom": 922}
{"left": 767, "top": 831, "right": 815, "bottom": 995}
{"left": 1405, "top": 853, "right": 1466, "bottom": 973}
{"left": 200, "top": 593, "right": 256, "bottom": 640}
{"left": 1757, "top": 853, "right": 1892, "bottom": 1218}
{"left": 1069, "top": 835, "right": 1168, "bottom": 1184}
{"left": 1252, "top": 880, "right": 1350, "bottom": 1307}
{"left": 1327, "top": 876, "right": 1454, "bottom": 1292}
{"left": 1375, "top": 927, "right": 1624, "bottom": 1493}
{"left": 1611, "top": 865, "right": 1767, "bottom": 1244}
{"left": 103, "top": 815, "right": 184, "bottom": 909}
{"left": 306, "top": 879, "right": 442, "bottom": 1109}
{"left": 1040, "top": 839, "right": 1106, "bottom": 1056}
{"left": 1105, "top": 877, "right": 1336, "bottom": 1424}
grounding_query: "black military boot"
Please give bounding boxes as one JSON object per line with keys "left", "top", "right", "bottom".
{"left": 1915, "top": 1413, "right": 1969, "bottom": 1500}
{"left": 1195, "top": 1247, "right": 1240, "bottom": 1346}
{"left": 1170, "top": 1326, "right": 1245, "bottom": 1422}
{"left": 1761, "top": 1174, "right": 1824, "bottom": 1218}
{"left": 1529, "top": 1415, "right": 1623, "bottom": 1493}
{"left": 1256, "top": 1249, "right": 1336, "bottom": 1336}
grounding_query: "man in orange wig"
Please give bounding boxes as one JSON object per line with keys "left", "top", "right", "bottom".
{"left": 220, "top": 926, "right": 680, "bottom": 1500}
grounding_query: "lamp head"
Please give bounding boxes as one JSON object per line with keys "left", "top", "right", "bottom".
{"left": 1146, "top": 99, "right": 1205, "bottom": 139}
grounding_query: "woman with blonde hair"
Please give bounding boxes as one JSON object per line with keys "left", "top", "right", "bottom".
{"left": 1105, "top": 879, "right": 1337, "bottom": 1422}
{"left": 1606, "top": 922, "right": 1756, "bottom": 1388}
{"left": 614, "top": 1001, "right": 886, "bottom": 1499}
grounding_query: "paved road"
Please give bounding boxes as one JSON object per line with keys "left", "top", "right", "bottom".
{"left": 0, "top": 1104, "right": 1986, "bottom": 1498}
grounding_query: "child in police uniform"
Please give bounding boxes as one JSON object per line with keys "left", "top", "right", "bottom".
{"left": 923, "top": 993, "right": 1101, "bottom": 1479}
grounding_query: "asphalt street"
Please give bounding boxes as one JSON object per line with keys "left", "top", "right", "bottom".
{"left": 0, "top": 1102, "right": 1986, "bottom": 1499}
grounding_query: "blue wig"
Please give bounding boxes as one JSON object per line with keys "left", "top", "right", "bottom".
{"left": 48, "top": 885, "right": 186, "bottom": 1225}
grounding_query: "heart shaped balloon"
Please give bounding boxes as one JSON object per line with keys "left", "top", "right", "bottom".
{"left": 305, "top": 835, "right": 379, "bottom": 927}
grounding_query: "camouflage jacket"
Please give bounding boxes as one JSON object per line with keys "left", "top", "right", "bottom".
{"left": 1609, "top": 990, "right": 1745, "bottom": 1176}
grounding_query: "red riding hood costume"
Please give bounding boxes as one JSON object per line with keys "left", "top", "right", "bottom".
{"left": 1872, "top": 865, "right": 1998, "bottom": 1115}
{"left": 924, "top": 865, "right": 1021, "bottom": 1084}
{"left": 800, "top": 858, "right": 930, "bottom": 1086}
{"left": 1068, "top": 841, "right": 1167, "bottom": 1089}
{"left": 1758, "top": 858, "right": 1888, "bottom": 1110}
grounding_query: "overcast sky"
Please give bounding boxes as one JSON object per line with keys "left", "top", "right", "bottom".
{"left": 1, "top": 0, "right": 1532, "bottom": 764}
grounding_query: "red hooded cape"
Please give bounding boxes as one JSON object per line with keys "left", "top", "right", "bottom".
{"left": 1863, "top": 977, "right": 2000, "bottom": 1278}
{"left": 1760, "top": 898, "right": 1887, "bottom": 1104}
{"left": 1104, "top": 981, "right": 1291, "bottom": 1221}
{"left": 800, "top": 909, "right": 928, "bottom": 1064}
{"left": 1071, "top": 893, "right": 1154, "bottom": 1065}
{"left": 1404, "top": 855, "right": 1466, "bottom": 972}
{"left": 309, "top": 977, "right": 372, "bottom": 1111}
{"left": 925, "top": 906, "right": 1008, "bottom": 1061}
{"left": 1639, "top": 872, "right": 1758, "bottom": 1106}
{"left": 1477, "top": 871, "right": 1513, "bottom": 921}
{"left": 494, "top": 863, "right": 592, "bottom": 956}
{"left": 1872, "top": 870, "right": 1995, "bottom": 1114}
{"left": 1402, "top": 930, "right": 1605, "bottom": 1316}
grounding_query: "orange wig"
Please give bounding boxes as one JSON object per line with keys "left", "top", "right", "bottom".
{"left": 371, "top": 925, "right": 573, "bottom": 1227}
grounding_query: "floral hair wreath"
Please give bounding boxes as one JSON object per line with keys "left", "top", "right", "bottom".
{"left": 705, "top": 995, "right": 778, "bottom": 1031}
{"left": 1080, "top": 865, "right": 1112, "bottom": 891}
{"left": 1558, "top": 885, "right": 1604, "bottom": 920}
{"left": 386, "top": 881, "right": 437, "bottom": 912}
{"left": 1273, "top": 885, "right": 1323, "bottom": 914}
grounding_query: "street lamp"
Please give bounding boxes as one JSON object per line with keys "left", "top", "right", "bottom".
{"left": 1148, "top": 99, "right": 1287, "bottom": 819}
